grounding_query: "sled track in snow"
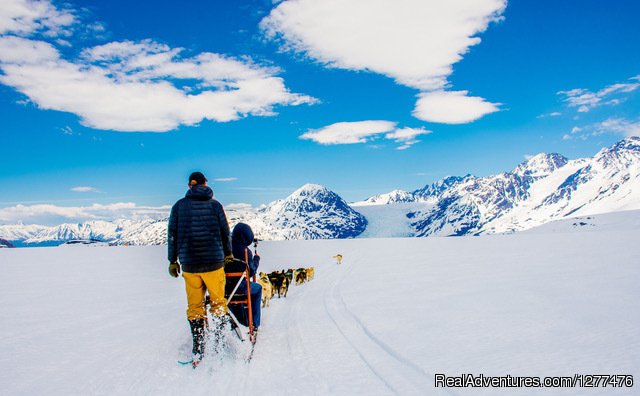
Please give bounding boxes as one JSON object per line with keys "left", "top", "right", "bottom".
{"left": 324, "top": 264, "right": 457, "bottom": 396}
{"left": 285, "top": 283, "right": 332, "bottom": 392}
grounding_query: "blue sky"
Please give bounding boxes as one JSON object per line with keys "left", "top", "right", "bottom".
{"left": 0, "top": 0, "right": 639, "bottom": 225}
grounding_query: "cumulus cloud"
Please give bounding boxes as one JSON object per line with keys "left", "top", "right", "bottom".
{"left": 558, "top": 76, "right": 640, "bottom": 113}
{"left": 0, "top": 0, "right": 75, "bottom": 36}
{"left": 300, "top": 120, "right": 396, "bottom": 145}
{"left": 261, "top": 0, "right": 504, "bottom": 123}
{"left": 300, "top": 120, "right": 429, "bottom": 149}
{"left": 70, "top": 186, "right": 99, "bottom": 193}
{"left": 413, "top": 91, "right": 500, "bottom": 124}
{"left": 0, "top": 1, "right": 316, "bottom": 132}
{"left": 0, "top": 202, "right": 170, "bottom": 226}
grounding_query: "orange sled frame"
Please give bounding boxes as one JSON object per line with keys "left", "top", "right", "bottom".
{"left": 224, "top": 253, "right": 257, "bottom": 345}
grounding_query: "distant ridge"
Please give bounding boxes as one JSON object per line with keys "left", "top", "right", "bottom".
{"left": 0, "top": 238, "right": 14, "bottom": 248}
{"left": 2, "top": 137, "right": 639, "bottom": 245}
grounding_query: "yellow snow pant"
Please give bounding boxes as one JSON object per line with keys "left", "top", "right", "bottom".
{"left": 183, "top": 267, "right": 227, "bottom": 320}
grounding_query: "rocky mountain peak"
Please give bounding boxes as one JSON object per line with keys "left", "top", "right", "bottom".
{"left": 513, "top": 153, "right": 568, "bottom": 178}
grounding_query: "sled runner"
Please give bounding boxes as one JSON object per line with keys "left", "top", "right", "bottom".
{"left": 225, "top": 256, "right": 257, "bottom": 346}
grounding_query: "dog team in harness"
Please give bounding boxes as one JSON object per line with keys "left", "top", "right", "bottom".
{"left": 167, "top": 171, "right": 262, "bottom": 368}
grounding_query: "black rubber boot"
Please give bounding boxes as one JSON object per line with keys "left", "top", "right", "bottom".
{"left": 189, "top": 319, "right": 206, "bottom": 362}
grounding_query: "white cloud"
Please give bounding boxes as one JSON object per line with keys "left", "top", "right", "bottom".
{"left": 385, "top": 127, "right": 431, "bottom": 150}
{"left": 0, "top": 0, "right": 75, "bottom": 36}
{"left": 60, "top": 125, "right": 74, "bottom": 135}
{"left": 300, "top": 120, "right": 429, "bottom": 149}
{"left": 537, "top": 111, "right": 562, "bottom": 119}
{"left": 214, "top": 177, "right": 238, "bottom": 182}
{"left": 300, "top": 120, "right": 396, "bottom": 145}
{"left": 261, "top": 0, "right": 505, "bottom": 124}
{"left": 70, "top": 186, "right": 99, "bottom": 193}
{"left": 558, "top": 76, "right": 640, "bottom": 113}
{"left": 595, "top": 118, "right": 640, "bottom": 137}
{"left": 0, "top": 2, "right": 316, "bottom": 132}
{"left": 563, "top": 118, "right": 640, "bottom": 141}
{"left": 413, "top": 90, "right": 500, "bottom": 124}
{"left": 261, "top": 0, "right": 505, "bottom": 91}
{"left": 0, "top": 202, "right": 170, "bottom": 226}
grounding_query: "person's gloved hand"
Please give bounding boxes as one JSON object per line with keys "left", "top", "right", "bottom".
{"left": 168, "top": 261, "right": 180, "bottom": 278}
{"left": 224, "top": 254, "right": 234, "bottom": 265}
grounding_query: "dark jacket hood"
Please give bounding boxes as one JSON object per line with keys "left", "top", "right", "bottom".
{"left": 232, "top": 223, "right": 254, "bottom": 248}
{"left": 186, "top": 185, "right": 214, "bottom": 201}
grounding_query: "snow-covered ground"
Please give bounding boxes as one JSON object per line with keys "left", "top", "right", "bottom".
{"left": 523, "top": 209, "right": 640, "bottom": 234}
{"left": 1, "top": 212, "right": 639, "bottom": 395}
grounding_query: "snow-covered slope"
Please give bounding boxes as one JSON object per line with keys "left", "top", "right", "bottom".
{"left": 512, "top": 152, "right": 569, "bottom": 178}
{"left": 2, "top": 184, "right": 367, "bottom": 246}
{"left": 0, "top": 219, "right": 168, "bottom": 247}
{"left": 0, "top": 221, "right": 124, "bottom": 246}
{"left": 256, "top": 184, "right": 367, "bottom": 239}
{"left": 118, "top": 184, "right": 368, "bottom": 243}
{"left": 356, "top": 175, "right": 470, "bottom": 206}
{"left": 354, "top": 189, "right": 417, "bottom": 205}
{"left": 523, "top": 209, "right": 640, "bottom": 234}
{"left": 1, "top": 213, "right": 637, "bottom": 395}
{"left": 115, "top": 219, "right": 170, "bottom": 246}
{"left": 412, "top": 175, "right": 471, "bottom": 202}
{"left": 482, "top": 138, "right": 640, "bottom": 233}
{"left": 410, "top": 171, "right": 534, "bottom": 236}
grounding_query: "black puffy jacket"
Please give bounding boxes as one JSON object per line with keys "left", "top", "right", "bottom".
{"left": 167, "top": 185, "right": 232, "bottom": 273}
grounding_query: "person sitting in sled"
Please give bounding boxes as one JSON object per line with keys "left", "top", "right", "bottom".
{"left": 229, "top": 222, "right": 262, "bottom": 330}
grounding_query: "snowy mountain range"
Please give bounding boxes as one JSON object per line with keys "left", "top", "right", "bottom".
{"left": 0, "top": 219, "right": 166, "bottom": 247}
{"left": 1, "top": 137, "right": 639, "bottom": 246}
{"left": 409, "top": 137, "right": 640, "bottom": 236}
{"left": 0, "top": 184, "right": 367, "bottom": 246}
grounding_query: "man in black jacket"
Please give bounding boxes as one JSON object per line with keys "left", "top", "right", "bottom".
{"left": 167, "top": 171, "right": 233, "bottom": 366}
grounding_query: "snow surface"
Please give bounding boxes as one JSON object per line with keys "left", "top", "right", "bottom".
{"left": 1, "top": 212, "right": 639, "bottom": 395}
{"left": 523, "top": 209, "right": 640, "bottom": 234}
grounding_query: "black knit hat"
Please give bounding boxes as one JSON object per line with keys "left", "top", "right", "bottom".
{"left": 188, "top": 171, "right": 207, "bottom": 186}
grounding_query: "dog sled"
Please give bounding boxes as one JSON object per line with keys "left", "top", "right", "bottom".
{"left": 224, "top": 256, "right": 258, "bottom": 347}
{"left": 185, "top": 253, "right": 257, "bottom": 367}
